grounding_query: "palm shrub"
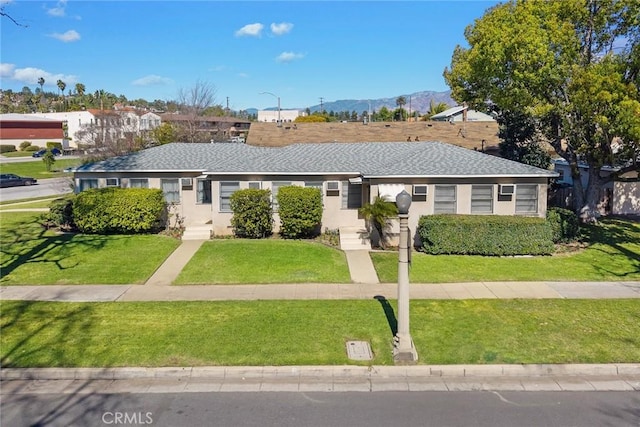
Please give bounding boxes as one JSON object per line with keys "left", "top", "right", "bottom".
{"left": 230, "top": 188, "right": 273, "bottom": 238}
{"left": 277, "top": 186, "right": 323, "bottom": 238}
{"left": 358, "top": 196, "right": 398, "bottom": 249}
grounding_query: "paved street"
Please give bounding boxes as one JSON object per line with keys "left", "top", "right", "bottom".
{"left": 2, "top": 390, "right": 639, "bottom": 427}
{"left": 0, "top": 177, "right": 73, "bottom": 202}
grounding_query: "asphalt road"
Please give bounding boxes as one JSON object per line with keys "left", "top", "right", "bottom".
{"left": 2, "top": 391, "right": 639, "bottom": 427}
{"left": 0, "top": 177, "right": 73, "bottom": 202}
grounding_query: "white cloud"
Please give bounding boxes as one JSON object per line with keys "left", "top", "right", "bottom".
{"left": 270, "top": 22, "right": 293, "bottom": 36}
{"left": 49, "top": 30, "right": 80, "bottom": 42}
{"left": 131, "top": 75, "right": 173, "bottom": 86}
{"left": 46, "top": 0, "right": 67, "bottom": 17}
{"left": 0, "top": 64, "right": 77, "bottom": 86}
{"left": 0, "top": 63, "right": 16, "bottom": 78}
{"left": 235, "top": 23, "right": 263, "bottom": 37}
{"left": 275, "top": 51, "right": 305, "bottom": 63}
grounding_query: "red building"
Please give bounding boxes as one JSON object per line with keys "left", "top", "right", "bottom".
{"left": 0, "top": 113, "right": 65, "bottom": 149}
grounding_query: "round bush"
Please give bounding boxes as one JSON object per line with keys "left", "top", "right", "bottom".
{"left": 546, "top": 207, "right": 580, "bottom": 243}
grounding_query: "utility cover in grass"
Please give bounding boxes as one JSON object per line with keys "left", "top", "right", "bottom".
{"left": 346, "top": 341, "right": 373, "bottom": 360}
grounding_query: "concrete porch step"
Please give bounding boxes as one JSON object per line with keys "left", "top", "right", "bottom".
{"left": 339, "top": 226, "right": 371, "bottom": 251}
{"left": 182, "top": 225, "right": 213, "bottom": 241}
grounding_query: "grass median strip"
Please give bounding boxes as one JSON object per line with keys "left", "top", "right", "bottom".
{"left": 1, "top": 299, "right": 638, "bottom": 367}
{"left": 372, "top": 218, "right": 640, "bottom": 283}
{"left": 175, "top": 239, "right": 351, "bottom": 284}
{"left": 1, "top": 212, "right": 181, "bottom": 285}
{"left": 0, "top": 158, "right": 80, "bottom": 180}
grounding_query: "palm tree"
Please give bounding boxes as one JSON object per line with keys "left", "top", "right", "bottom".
{"left": 37, "top": 77, "right": 45, "bottom": 112}
{"left": 358, "top": 196, "right": 398, "bottom": 249}
{"left": 75, "top": 83, "right": 85, "bottom": 97}
{"left": 56, "top": 79, "right": 66, "bottom": 111}
{"left": 395, "top": 96, "right": 407, "bottom": 121}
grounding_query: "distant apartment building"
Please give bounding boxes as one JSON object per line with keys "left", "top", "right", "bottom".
{"left": 257, "top": 109, "right": 303, "bottom": 124}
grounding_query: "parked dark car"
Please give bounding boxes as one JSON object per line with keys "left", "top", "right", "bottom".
{"left": 32, "top": 148, "right": 62, "bottom": 158}
{"left": 0, "top": 174, "right": 38, "bottom": 188}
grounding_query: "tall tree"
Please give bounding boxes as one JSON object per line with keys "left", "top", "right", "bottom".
{"left": 56, "top": 79, "right": 66, "bottom": 111}
{"left": 37, "top": 77, "right": 45, "bottom": 92}
{"left": 395, "top": 96, "right": 407, "bottom": 121}
{"left": 174, "top": 80, "right": 217, "bottom": 143}
{"left": 444, "top": 0, "right": 640, "bottom": 222}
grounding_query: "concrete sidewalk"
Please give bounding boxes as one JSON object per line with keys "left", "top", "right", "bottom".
{"left": 2, "top": 364, "right": 639, "bottom": 393}
{"left": 1, "top": 281, "right": 639, "bottom": 302}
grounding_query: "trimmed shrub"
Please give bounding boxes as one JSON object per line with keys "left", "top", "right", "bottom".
{"left": 19, "top": 141, "right": 32, "bottom": 151}
{"left": 41, "top": 195, "right": 76, "bottom": 230}
{"left": 46, "top": 141, "right": 63, "bottom": 150}
{"left": 25, "top": 145, "right": 40, "bottom": 152}
{"left": 230, "top": 188, "right": 273, "bottom": 238}
{"left": 546, "top": 207, "right": 580, "bottom": 243}
{"left": 0, "top": 144, "right": 17, "bottom": 153}
{"left": 418, "top": 214, "right": 554, "bottom": 256}
{"left": 73, "top": 187, "right": 166, "bottom": 234}
{"left": 277, "top": 186, "right": 323, "bottom": 239}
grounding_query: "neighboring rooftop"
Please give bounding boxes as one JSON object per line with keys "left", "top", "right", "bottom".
{"left": 245, "top": 121, "right": 500, "bottom": 152}
{"left": 0, "top": 113, "right": 64, "bottom": 122}
{"left": 76, "top": 141, "right": 556, "bottom": 178}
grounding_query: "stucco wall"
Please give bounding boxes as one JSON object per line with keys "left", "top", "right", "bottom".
{"left": 613, "top": 181, "right": 640, "bottom": 215}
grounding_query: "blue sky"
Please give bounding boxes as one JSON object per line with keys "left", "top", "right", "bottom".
{"left": 1, "top": 0, "right": 500, "bottom": 111}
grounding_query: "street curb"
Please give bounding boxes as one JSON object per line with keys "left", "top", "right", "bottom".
{"left": 2, "top": 363, "right": 639, "bottom": 381}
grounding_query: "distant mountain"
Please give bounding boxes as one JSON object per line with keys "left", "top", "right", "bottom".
{"left": 306, "top": 90, "right": 455, "bottom": 114}
{"left": 247, "top": 90, "right": 456, "bottom": 115}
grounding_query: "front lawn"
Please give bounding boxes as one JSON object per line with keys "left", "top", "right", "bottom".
{"left": 372, "top": 218, "right": 640, "bottom": 283}
{"left": 0, "top": 158, "right": 80, "bottom": 180}
{"left": 175, "top": 239, "right": 351, "bottom": 284}
{"left": 1, "top": 299, "right": 638, "bottom": 367}
{"left": 0, "top": 212, "right": 180, "bottom": 285}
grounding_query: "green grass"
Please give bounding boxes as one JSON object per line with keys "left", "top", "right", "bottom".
{"left": 0, "top": 196, "right": 60, "bottom": 209}
{"left": 175, "top": 239, "right": 351, "bottom": 284}
{"left": 1, "top": 151, "right": 35, "bottom": 157}
{"left": 1, "top": 299, "right": 638, "bottom": 367}
{"left": 0, "top": 158, "right": 80, "bottom": 179}
{"left": 372, "top": 218, "right": 640, "bottom": 283}
{"left": 0, "top": 212, "right": 181, "bottom": 285}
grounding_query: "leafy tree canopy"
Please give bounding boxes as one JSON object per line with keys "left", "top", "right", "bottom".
{"left": 444, "top": 0, "right": 640, "bottom": 222}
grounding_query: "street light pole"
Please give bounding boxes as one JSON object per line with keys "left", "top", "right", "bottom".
{"left": 260, "top": 91, "right": 281, "bottom": 127}
{"left": 394, "top": 189, "right": 418, "bottom": 364}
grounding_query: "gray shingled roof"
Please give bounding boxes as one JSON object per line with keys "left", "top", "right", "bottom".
{"left": 75, "top": 142, "right": 557, "bottom": 178}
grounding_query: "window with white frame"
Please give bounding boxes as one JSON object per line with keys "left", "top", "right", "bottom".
{"left": 248, "top": 181, "right": 261, "bottom": 189}
{"left": 471, "top": 185, "right": 493, "bottom": 214}
{"left": 304, "top": 181, "right": 323, "bottom": 189}
{"left": 197, "top": 179, "right": 212, "bottom": 204}
{"left": 434, "top": 185, "right": 457, "bottom": 213}
{"left": 161, "top": 179, "right": 180, "bottom": 203}
{"left": 271, "top": 181, "right": 291, "bottom": 211}
{"left": 515, "top": 184, "right": 538, "bottom": 213}
{"left": 78, "top": 179, "right": 98, "bottom": 192}
{"left": 105, "top": 178, "right": 120, "bottom": 187}
{"left": 219, "top": 181, "right": 240, "bottom": 211}
{"left": 129, "top": 178, "right": 149, "bottom": 188}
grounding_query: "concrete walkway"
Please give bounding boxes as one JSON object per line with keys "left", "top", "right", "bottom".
{"left": 1, "top": 238, "right": 640, "bottom": 301}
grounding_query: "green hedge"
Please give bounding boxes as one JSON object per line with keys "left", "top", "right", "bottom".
{"left": 0, "top": 144, "right": 17, "bottom": 153}
{"left": 41, "top": 195, "right": 76, "bottom": 230}
{"left": 73, "top": 188, "right": 166, "bottom": 234}
{"left": 277, "top": 186, "right": 323, "bottom": 239}
{"left": 230, "top": 188, "right": 273, "bottom": 238}
{"left": 25, "top": 145, "right": 40, "bottom": 152}
{"left": 546, "top": 207, "right": 580, "bottom": 243}
{"left": 418, "top": 214, "right": 554, "bottom": 256}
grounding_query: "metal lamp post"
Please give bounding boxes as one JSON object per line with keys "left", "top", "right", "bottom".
{"left": 394, "top": 189, "right": 418, "bottom": 364}
{"left": 260, "top": 91, "right": 281, "bottom": 127}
